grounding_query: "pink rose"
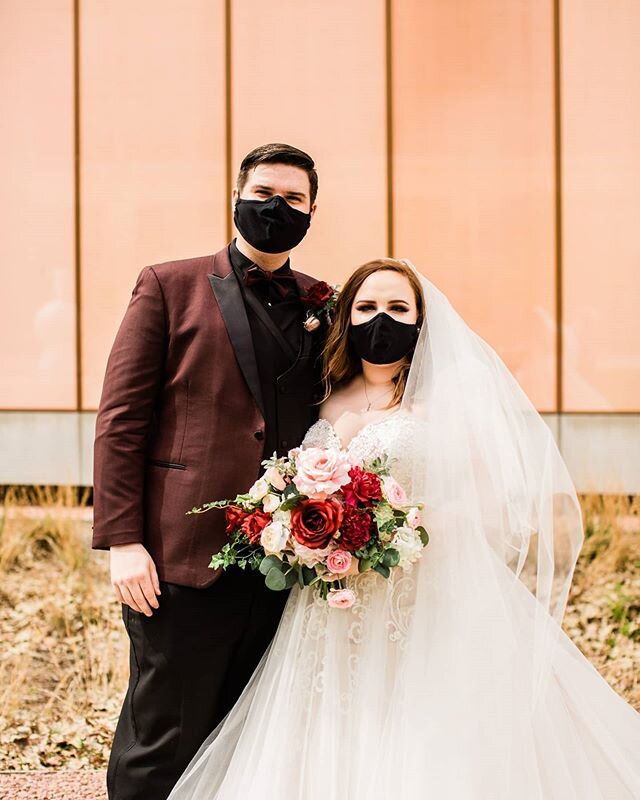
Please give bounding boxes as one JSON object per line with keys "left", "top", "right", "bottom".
{"left": 327, "top": 588, "right": 356, "bottom": 609}
{"left": 293, "top": 447, "right": 351, "bottom": 498}
{"left": 325, "top": 549, "right": 353, "bottom": 575}
{"left": 383, "top": 476, "right": 408, "bottom": 508}
{"left": 264, "top": 466, "right": 287, "bottom": 492}
{"left": 406, "top": 507, "right": 422, "bottom": 529}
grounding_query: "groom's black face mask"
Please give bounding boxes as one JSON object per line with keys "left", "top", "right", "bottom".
{"left": 348, "top": 312, "right": 420, "bottom": 365}
{"left": 234, "top": 195, "right": 311, "bottom": 254}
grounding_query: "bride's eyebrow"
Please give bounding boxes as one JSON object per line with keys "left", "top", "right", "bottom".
{"left": 354, "top": 298, "right": 410, "bottom": 306}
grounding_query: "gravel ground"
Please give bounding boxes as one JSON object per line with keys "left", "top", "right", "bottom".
{"left": 0, "top": 771, "right": 106, "bottom": 799}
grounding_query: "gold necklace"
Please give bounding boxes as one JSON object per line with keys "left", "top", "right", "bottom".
{"left": 362, "top": 376, "right": 394, "bottom": 412}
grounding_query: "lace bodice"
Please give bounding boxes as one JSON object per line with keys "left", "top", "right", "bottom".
{"left": 302, "top": 411, "right": 424, "bottom": 502}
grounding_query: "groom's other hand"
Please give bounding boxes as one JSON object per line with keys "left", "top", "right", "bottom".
{"left": 110, "top": 543, "right": 161, "bottom": 616}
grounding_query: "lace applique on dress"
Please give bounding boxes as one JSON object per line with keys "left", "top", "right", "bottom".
{"left": 301, "top": 418, "right": 340, "bottom": 450}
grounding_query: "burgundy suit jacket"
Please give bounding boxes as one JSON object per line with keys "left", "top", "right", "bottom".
{"left": 92, "top": 246, "right": 318, "bottom": 587}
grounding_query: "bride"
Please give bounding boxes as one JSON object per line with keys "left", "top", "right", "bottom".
{"left": 169, "top": 258, "right": 640, "bottom": 799}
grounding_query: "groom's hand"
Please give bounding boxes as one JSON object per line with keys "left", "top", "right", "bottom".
{"left": 110, "top": 543, "right": 161, "bottom": 616}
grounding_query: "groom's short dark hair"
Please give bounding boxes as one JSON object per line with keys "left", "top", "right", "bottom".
{"left": 237, "top": 143, "right": 318, "bottom": 204}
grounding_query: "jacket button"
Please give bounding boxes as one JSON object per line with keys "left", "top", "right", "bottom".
{"left": 254, "top": 430, "right": 264, "bottom": 441}
{"left": 281, "top": 440, "right": 288, "bottom": 449}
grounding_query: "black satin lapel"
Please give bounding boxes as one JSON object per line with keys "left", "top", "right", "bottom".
{"left": 208, "top": 272, "right": 264, "bottom": 418}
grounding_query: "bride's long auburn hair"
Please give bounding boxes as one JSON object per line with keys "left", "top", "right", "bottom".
{"left": 322, "top": 259, "right": 425, "bottom": 408}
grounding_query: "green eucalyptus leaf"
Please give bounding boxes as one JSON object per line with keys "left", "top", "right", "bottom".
{"left": 381, "top": 548, "right": 400, "bottom": 568}
{"left": 259, "top": 555, "right": 282, "bottom": 576}
{"left": 373, "top": 563, "right": 391, "bottom": 579}
{"left": 265, "top": 567, "right": 287, "bottom": 591}
{"left": 301, "top": 565, "right": 317, "bottom": 585}
{"left": 284, "top": 570, "right": 298, "bottom": 589}
{"left": 417, "top": 526, "right": 430, "bottom": 547}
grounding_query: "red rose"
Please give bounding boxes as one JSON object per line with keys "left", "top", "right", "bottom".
{"left": 301, "top": 281, "right": 334, "bottom": 309}
{"left": 342, "top": 467, "right": 383, "bottom": 507}
{"left": 339, "top": 506, "right": 373, "bottom": 551}
{"left": 240, "top": 509, "right": 272, "bottom": 544}
{"left": 291, "top": 497, "right": 344, "bottom": 549}
{"left": 224, "top": 505, "right": 249, "bottom": 535}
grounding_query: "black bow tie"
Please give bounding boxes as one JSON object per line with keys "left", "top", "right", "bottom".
{"left": 244, "top": 265, "right": 297, "bottom": 298}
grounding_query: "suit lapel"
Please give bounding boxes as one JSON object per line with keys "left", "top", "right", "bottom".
{"left": 208, "top": 249, "right": 264, "bottom": 418}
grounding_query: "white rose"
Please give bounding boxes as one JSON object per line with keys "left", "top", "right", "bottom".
{"left": 260, "top": 521, "right": 290, "bottom": 555}
{"left": 273, "top": 508, "right": 291, "bottom": 526}
{"left": 262, "top": 493, "right": 281, "bottom": 513}
{"left": 249, "top": 477, "right": 270, "bottom": 501}
{"left": 391, "top": 526, "right": 424, "bottom": 569}
{"left": 264, "top": 466, "right": 287, "bottom": 492}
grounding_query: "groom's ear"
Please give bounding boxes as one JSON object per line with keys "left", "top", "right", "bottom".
{"left": 231, "top": 187, "right": 239, "bottom": 207}
{"left": 309, "top": 202, "right": 317, "bottom": 220}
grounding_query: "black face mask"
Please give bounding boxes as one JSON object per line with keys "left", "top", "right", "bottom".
{"left": 348, "top": 312, "right": 419, "bottom": 365}
{"left": 234, "top": 195, "right": 311, "bottom": 254}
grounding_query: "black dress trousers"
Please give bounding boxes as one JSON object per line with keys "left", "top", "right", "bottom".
{"left": 107, "top": 570, "right": 288, "bottom": 800}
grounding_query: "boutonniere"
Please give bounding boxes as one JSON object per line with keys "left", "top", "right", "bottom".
{"left": 301, "top": 281, "right": 339, "bottom": 332}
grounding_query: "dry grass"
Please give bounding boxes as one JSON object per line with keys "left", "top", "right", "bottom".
{"left": 0, "top": 487, "right": 127, "bottom": 769}
{"left": 0, "top": 488, "right": 638, "bottom": 770}
{"left": 562, "top": 494, "right": 640, "bottom": 706}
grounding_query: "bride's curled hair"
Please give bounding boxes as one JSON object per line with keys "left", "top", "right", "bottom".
{"left": 322, "top": 258, "right": 425, "bottom": 407}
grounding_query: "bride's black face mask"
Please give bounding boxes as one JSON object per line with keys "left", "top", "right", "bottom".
{"left": 234, "top": 195, "right": 311, "bottom": 254}
{"left": 348, "top": 312, "right": 419, "bottom": 365}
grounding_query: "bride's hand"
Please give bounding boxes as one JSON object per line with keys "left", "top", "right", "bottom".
{"left": 111, "top": 543, "right": 161, "bottom": 616}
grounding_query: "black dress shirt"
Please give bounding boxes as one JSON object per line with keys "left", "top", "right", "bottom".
{"left": 228, "top": 240, "right": 307, "bottom": 459}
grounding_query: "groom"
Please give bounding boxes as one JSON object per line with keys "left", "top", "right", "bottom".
{"left": 92, "top": 143, "right": 323, "bottom": 799}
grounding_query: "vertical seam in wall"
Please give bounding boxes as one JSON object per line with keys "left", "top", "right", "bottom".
{"left": 385, "top": 0, "right": 394, "bottom": 257}
{"left": 553, "top": 0, "right": 563, "bottom": 438}
{"left": 73, "top": 0, "right": 83, "bottom": 411}
{"left": 225, "top": 0, "right": 233, "bottom": 243}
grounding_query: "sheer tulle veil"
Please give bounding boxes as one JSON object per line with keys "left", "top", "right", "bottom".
{"left": 400, "top": 262, "right": 583, "bottom": 703}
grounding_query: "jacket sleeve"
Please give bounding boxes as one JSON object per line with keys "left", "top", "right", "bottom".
{"left": 92, "top": 266, "right": 167, "bottom": 549}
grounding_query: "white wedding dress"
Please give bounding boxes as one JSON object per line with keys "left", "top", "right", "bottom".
{"left": 169, "top": 411, "right": 640, "bottom": 800}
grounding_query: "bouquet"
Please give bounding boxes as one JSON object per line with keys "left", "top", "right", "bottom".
{"left": 187, "top": 446, "right": 429, "bottom": 609}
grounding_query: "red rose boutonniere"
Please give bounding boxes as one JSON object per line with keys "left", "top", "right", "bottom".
{"left": 301, "top": 281, "right": 339, "bottom": 332}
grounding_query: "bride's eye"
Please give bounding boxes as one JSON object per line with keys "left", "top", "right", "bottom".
{"left": 355, "top": 303, "right": 376, "bottom": 312}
